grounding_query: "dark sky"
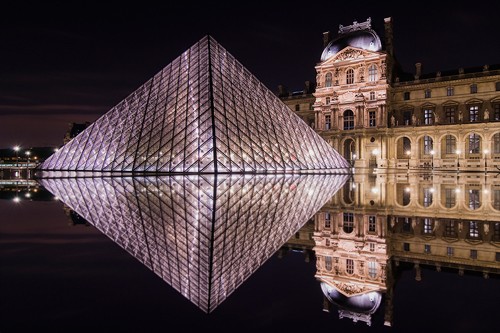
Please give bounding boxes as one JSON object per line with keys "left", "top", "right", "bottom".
{"left": 1, "top": 1, "right": 499, "bottom": 148}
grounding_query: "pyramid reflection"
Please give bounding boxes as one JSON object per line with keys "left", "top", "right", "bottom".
{"left": 40, "top": 174, "right": 347, "bottom": 312}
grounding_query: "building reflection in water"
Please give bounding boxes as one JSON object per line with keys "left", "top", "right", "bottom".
{"left": 285, "top": 172, "right": 499, "bottom": 327}
{"left": 38, "top": 174, "right": 348, "bottom": 313}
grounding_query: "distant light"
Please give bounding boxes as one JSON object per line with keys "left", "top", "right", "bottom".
{"left": 13, "top": 197, "right": 20, "bottom": 203}
{"left": 13, "top": 146, "right": 20, "bottom": 152}
{"left": 54, "top": 148, "right": 59, "bottom": 152}
{"left": 371, "top": 187, "right": 379, "bottom": 194}
{"left": 25, "top": 151, "right": 31, "bottom": 156}
{"left": 484, "top": 149, "right": 489, "bottom": 154}
{"left": 455, "top": 188, "right": 460, "bottom": 193}
{"left": 429, "top": 188, "right": 435, "bottom": 193}
{"left": 455, "top": 150, "right": 461, "bottom": 155}
{"left": 53, "top": 196, "right": 59, "bottom": 200}
{"left": 406, "top": 150, "right": 411, "bottom": 156}
{"left": 405, "top": 187, "right": 411, "bottom": 193}
{"left": 372, "top": 149, "right": 379, "bottom": 155}
{"left": 25, "top": 193, "right": 31, "bottom": 198}
{"left": 430, "top": 150, "right": 435, "bottom": 155}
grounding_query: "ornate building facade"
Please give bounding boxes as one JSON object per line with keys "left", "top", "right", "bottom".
{"left": 281, "top": 17, "right": 500, "bottom": 172}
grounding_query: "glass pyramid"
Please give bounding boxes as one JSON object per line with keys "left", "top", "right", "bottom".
{"left": 39, "top": 36, "right": 349, "bottom": 174}
{"left": 39, "top": 174, "right": 348, "bottom": 312}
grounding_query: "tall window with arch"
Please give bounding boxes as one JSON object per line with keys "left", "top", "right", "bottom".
{"left": 445, "top": 135, "right": 456, "bottom": 154}
{"left": 346, "top": 68, "right": 354, "bottom": 84}
{"left": 368, "top": 64, "right": 377, "bottom": 82}
{"left": 493, "top": 133, "right": 500, "bottom": 154}
{"left": 468, "top": 133, "right": 480, "bottom": 154}
{"left": 325, "top": 72, "right": 332, "bottom": 87}
{"left": 423, "top": 135, "right": 433, "bottom": 155}
{"left": 343, "top": 110, "right": 354, "bottom": 130}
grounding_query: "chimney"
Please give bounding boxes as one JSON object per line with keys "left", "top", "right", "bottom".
{"left": 277, "top": 84, "right": 288, "bottom": 97}
{"left": 304, "top": 80, "right": 311, "bottom": 94}
{"left": 384, "top": 17, "right": 393, "bottom": 56}
{"left": 415, "top": 62, "right": 422, "bottom": 80}
{"left": 323, "top": 31, "right": 331, "bottom": 48}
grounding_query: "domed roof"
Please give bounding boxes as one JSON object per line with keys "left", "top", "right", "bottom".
{"left": 321, "top": 282, "right": 382, "bottom": 314}
{"left": 321, "top": 29, "right": 382, "bottom": 62}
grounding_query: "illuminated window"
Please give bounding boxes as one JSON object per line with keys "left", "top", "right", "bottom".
{"left": 423, "top": 188, "right": 433, "bottom": 207}
{"left": 370, "top": 91, "right": 375, "bottom": 100}
{"left": 470, "top": 84, "right": 477, "bottom": 94}
{"left": 468, "top": 190, "right": 480, "bottom": 210}
{"left": 324, "top": 212, "right": 331, "bottom": 228}
{"left": 468, "top": 134, "right": 480, "bottom": 154}
{"left": 445, "top": 188, "right": 456, "bottom": 208}
{"left": 445, "top": 135, "right": 456, "bottom": 154}
{"left": 423, "top": 135, "right": 433, "bottom": 155}
{"left": 346, "top": 69, "right": 354, "bottom": 84}
{"left": 368, "top": 216, "right": 376, "bottom": 232}
{"left": 494, "top": 104, "right": 500, "bottom": 121}
{"left": 404, "top": 92, "right": 410, "bottom": 100}
{"left": 368, "top": 64, "right": 377, "bottom": 82}
{"left": 325, "top": 115, "right": 331, "bottom": 130}
{"left": 470, "top": 249, "right": 478, "bottom": 259}
{"left": 447, "top": 247, "right": 454, "bottom": 256}
{"left": 469, "top": 221, "right": 479, "bottom": 237}
{"left": 368, "top": 261, "right": 377, "bottom": 278}
{"left": 447, "top": 86, "right": 454, "bottom": 96}
{"left": 369, "top": 111, "right": 376, "bottom": 127}
{"left": 346, "top": 259, "right": 354, "bottom": 274}
{"left": 325, "top": 256, "right": 332, "bottom": 271}
{"left": 469, "top": 105, "right": 479, "bottom": 122}
{"left": 423, "top": 218, "right": 433, "bottom": 233}
{"left": 445, "top": 106, "right": 456, "bottom": 124}
{"left": 424, "top": 244, "right": 431, "bottom": 253}
{"left": 424, "top": 109, "right": 433, "bottom": 125}
{"left": 424, "top": 89, "right": 431, "bottom": 98}
{"left": 325, "top": 73, "right": 332, "bottom": 87}
{"left": 343, "top": 212, "right": 354, "bottom": 233}
{"left": 343, "top": 110, "right": 354, "bottom": 130}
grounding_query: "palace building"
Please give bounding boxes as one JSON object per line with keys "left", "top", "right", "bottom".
{"left": 280, "top": 17, "right": 500, "bottom": 172}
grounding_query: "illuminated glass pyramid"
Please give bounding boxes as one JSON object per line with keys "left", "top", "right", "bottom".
{"left": 39, "top": 36, "right": 349, "bottom": 173}
{"left": 39, "top": 174, "right": 348, "bottom": 312}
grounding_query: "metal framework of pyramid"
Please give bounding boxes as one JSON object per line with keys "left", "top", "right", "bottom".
{"left": 39, "top": 174, "right": 348, "bottom": 312}
{"left": 39, "top": 36, "right": 349, "bottom": 174}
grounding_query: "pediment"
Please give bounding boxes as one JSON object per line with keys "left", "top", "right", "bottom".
{"left": 322, "top": 47, "right": 378, "bottom": 65}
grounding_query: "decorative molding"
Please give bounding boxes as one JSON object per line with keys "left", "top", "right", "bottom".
{"left": 339, "top": 17, "right": 372, "bottom": 34}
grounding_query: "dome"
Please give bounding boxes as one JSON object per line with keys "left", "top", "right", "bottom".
{"left": 320, "top": 29, "right": 382, "bottom": 61}
{"left": 321, "top": 282, "right": 382, "bottom": 314}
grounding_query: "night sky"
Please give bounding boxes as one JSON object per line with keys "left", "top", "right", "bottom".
{"left": 2, "top": 1, "right": 499, "bottom": 148}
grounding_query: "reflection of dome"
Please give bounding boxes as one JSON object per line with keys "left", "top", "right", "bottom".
{"left": 321, "top": 282, "right": 382, "bottom": 314}
{"left": 320, "top": 29, "right": 382, "bottom": 61}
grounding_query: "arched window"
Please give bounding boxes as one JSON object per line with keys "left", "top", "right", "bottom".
{"left": 445, "top": 135, "right": 456, "bottom": 154}
{"left": 493, "top": 133, "right": 500, "bottom": 154}
{"left": 325, "top": 73, "right": 332, "bottom": 87}
{"left": 346, "top": 69, "right": 354, "bottom": 84}
{"left": 368, "top": 64, "right": 377, "bottom": 82}
{"left": 343, "top": 110, "right": 354, "bottom": 130}
{"left": 468, "top": 133, "right": 480, "bottom": 154}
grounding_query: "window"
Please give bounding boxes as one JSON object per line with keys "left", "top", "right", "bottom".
{"left": 368, "top": 216, "right": 376, "bottom": 232}
{"left": 470, "top": 249, "right": 478, "bottom": 259}
{"left": 494, "top": 223, "right": 500, "bottom": 240}
{"left": 423, "top": 135, "right": 433, "bottom": 155}
{"left": 368, "top": 64, "right": 377, "bottom": 82}
{"left": 470, "top": 84, "right": 477, "bottom": 94}
{"left": 403, "top": 243, "right": 410, "bottom": 251}
{"left": 346, "top": 259, "right": 354, "bottom": 274}
{"left": 325, "top": 97, "right": 330, "bottom": 105}
{"left": 445, "top": 220, "right": 456, "bottom": 237}
{"left": 370, "top": 91, "right": 376, "bottom": 100}
{"left": 309, "top": 102, "right": 314, "bottom": 110}
{"left": 295, "top": 104, "right": 300, "bottom": 111}
{"left": 469, "top": 134, "right": 480, "bottom": 154}
{"left": 369, "top": 243, "right": 376, "bottom": 252}
{"left": 325, "top": 239, "right": 330, "bottom": 246}
{"left": 424, "top": 244, "right": 431, "bottom": 253}
{"left": 343, "top": 212, "right": 354, "bottom": 233}
{"left": 469, "top": 221, "right": 479, "bottom": 237}
{"left": 468, "top": 190, "right": 480, "bottom": 210}
{"left": 445, "top": 188, "right": 456, "bottom": 208}
{"left": 402, "top": 217, "right": 412, "bottom": 232}
{"left": 295, "top": 232, "right": 300, "bottom": 239}
{"left": 423, "top": 188, "right": 433, "bottom": 207}
{"left": 423, "top": 218, "right": 433, "bottom": 233}
{"left": 324, "top": 212, "right": 331, "bottom": 228}
{"left": 447, "top": 247, "right": 454, "bottom": 256}
{"left": 368, "top": 261, "right": 377, "bottom": 278}
{"left": 343, "top": 110, "right": 354, "bottom": 130}
{"left": 324, "top": 115, "right": 331, "bottom": 130}
{"left": 496, "top": 82, "right": 500, "bottom": 91}
{"left": 369, "top": 111, "right": 376, "bottom": 127}
{"left": 469, "top": 105, "right": 479, "bottom": 122}
{"left": 447, "top": 86, "right": 454, "bottom": 96}
{"left": 445, "top": 135, "right": 456, "bottom": 154}
{"left": 325, "top": 256, "right": 332, "bottom": 271}
{"left": 495, "top": 104, "right": 500, "bottom": 121}
{"left": 496, "top": 252, "right": 500, "bottom": 262}
{"left": 424, "top": 89, "right": 431, "bottom": 98}
{"left": 404, "top": 92, "right": 410, "bottom": 100}
{"left": 424, "top": 109, "right": 433, "bottom": 125}
{"left": 445, "top": 106, "right": 456, "bottom": 124}
{"left": 325, "top": 73, "right": 332, "bottom": 87}
{"left": 346, "top": 69, "right": 354, "bottom": 84}
{"left": 494, "top": 133, "right": 500, "bottom": 154}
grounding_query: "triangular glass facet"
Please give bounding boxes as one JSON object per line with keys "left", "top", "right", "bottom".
{"left": 39, "top": 36, "right": 349, "bottom": 174}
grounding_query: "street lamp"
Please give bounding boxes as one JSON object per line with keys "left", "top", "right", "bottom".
{"left": 25, "top": 151, "right": 31, "bottom": 168}
{"left": 352, "top": 153, "right": 357, "bottom": 167}
{"left": 484, "top": 149, "right": 489, "bottom": 173}
{"left": 406, "top": 150, "right": 411, "bottom": 172}
{"left": 456, "top": 149, "right": 461, "bottom": 173}
{"left": 13, "top": 146, "right": 20, "bottom": 169}
{"left": 430, "top": 150, "right": 435, "bottom": 170}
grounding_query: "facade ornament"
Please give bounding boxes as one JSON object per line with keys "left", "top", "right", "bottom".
{"left": 484, "top": 223, "right": 489, "bottom": 235}
{"left": 336, "top": 49, "right": 364, "bottom": 61}
{"left": 339, "top": 17, "right": 372, "bottom": 34}
{"left": 484, "top": 108, "right": 489, "bottom": 120}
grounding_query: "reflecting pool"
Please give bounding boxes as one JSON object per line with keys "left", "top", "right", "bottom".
{"left": 1, "top": 172, "right": 499, "bottom": 332}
